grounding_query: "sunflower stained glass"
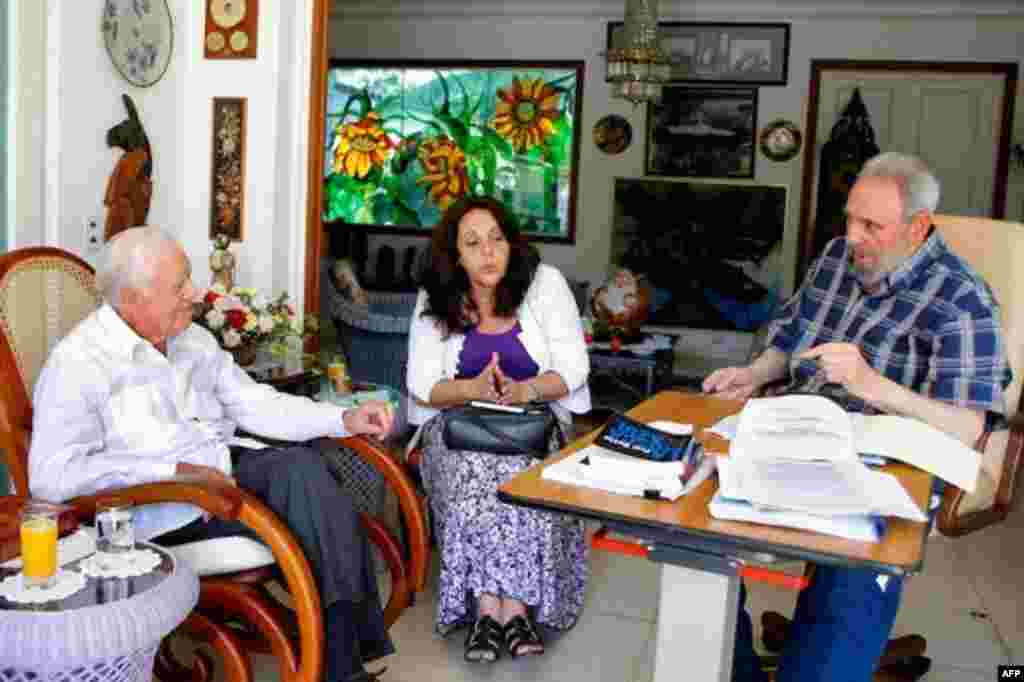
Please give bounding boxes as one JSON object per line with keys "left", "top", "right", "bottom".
{"left": 323, "top": 61, "right": 583, "bottom": 243}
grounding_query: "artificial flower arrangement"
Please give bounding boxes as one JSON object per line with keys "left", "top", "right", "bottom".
{"left": 193, "top": 284, "right": 318, "bottom": 361}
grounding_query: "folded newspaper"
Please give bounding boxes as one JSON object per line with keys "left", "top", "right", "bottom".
{"left": 541, "top": 415, "right": 713, "bottom": 500}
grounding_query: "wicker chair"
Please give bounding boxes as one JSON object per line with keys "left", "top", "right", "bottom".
{"left": 322, "top": 261, "right": 417, "bottom": 391}
{"left": 0, "top": 247, "right": 429, "bottom": 682}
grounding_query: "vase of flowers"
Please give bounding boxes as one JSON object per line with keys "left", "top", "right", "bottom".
{"left": 192, "top": 285, "right": 311, "bottom": 365}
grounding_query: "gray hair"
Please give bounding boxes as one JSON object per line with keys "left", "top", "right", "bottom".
{"left": 859, "top": 152, "right": 941, "bottom": 223}
{"left": 96, "top": 226, "right": 180, "bottom": 306}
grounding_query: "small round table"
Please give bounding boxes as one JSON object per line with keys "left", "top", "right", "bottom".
{"left": 0, "top": 542, "right": 199, "bottom": 682}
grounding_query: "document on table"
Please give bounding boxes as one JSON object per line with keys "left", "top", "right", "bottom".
{"left": 708, "top": 493, "right": 885, "bottom": 543}
{"left": 542, "top": 444, "right": 716, "bottom": 501}
{"left": 717, "top": 456, "right": 926, "bottom": 521}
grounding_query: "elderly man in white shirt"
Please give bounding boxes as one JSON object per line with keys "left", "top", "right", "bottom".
{"left": 29, "top": 226, "right": 394, "bottom": 682}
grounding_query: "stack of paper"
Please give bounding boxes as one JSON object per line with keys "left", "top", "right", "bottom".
{"left": 541, "top": 416, "right": 713, "bottom": 500}
{"left": 542, "top": 444, "right": 716, "bottom": 500}
{"left": 709, "top": 395, "right": 931, "bottom": 542}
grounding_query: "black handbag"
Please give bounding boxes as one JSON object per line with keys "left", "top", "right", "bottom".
{"left": 443, "top": 401, "right": 563, "bottom": 458}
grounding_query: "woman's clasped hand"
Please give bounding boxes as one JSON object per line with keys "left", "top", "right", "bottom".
{"left": 465, "top": 352, "right": 537, "bottom": 405}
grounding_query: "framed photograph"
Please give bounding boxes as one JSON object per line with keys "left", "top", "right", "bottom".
{"left": 645, "top": 87, "right": 757, "bottom": 179}
{"left": 323, "top": 59, "right": 584, "bottom": 243}
{"left": 210, "top": 97, "right": 247, "bottom": 240}
{"left": 606, "top": 22, "right": 790, "bottom": 86}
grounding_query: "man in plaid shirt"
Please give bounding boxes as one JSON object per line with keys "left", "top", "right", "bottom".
{"left": 704, "top": 152, "right": 1011, "bottom": 682}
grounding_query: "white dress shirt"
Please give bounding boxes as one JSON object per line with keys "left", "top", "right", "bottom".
{"left": 29, "top": 304, "right": 351, "bottom": 540}
{"left": 406, "top": 263, "right": 591, "bottom": 425}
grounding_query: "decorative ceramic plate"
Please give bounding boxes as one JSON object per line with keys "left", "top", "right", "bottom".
{"left": 759, "top": 119, "right": 803, "bottom": 162}
{"left": 102, "top": 0, "right": 174, "bottom": 88}
{"left": 593, "top": 114, "right": 632, "bottom": 155}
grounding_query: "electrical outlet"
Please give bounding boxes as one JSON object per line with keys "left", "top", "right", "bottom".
{"left": 86, "top": 218, "right": 101, "bottom": 253}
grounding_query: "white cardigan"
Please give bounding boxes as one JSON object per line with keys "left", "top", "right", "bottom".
{"left": 406, "top": 263, "right": 591, "bottom": 426}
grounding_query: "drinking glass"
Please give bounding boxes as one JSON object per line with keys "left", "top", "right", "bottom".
{"left": 327, "top": 357, "right": 351, "bottom": 395}
{"left": 95, "top": 500, "right": 135, "bottom": 569}
{"left": 20, "top": 502, "right": 59, "bottom": 589}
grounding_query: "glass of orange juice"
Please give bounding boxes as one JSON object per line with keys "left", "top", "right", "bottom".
{"left": 20, "top": 503, "right": 59, "bottom": 589}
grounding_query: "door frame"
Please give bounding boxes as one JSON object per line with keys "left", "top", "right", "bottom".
{"left": 302, "top": 0, "right": 329, "bottom": 329}
{"left": 797, "top": 59, "right": 1018, "bottom": 280}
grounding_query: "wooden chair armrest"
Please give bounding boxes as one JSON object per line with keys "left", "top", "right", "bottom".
{"left": 334, "top": 435, "right": 430, "bottom": 593}
{"left": 937, "top": 416, "right": 1024, "bottom": 537}
{"left": 231, "top": 487, "right": 324, "bottom": 682}
{"left": 66, "top": 478, "right": 244, "bottom": 522}
{"left": 72, "top": 480, "right": 324, "bottom": 682}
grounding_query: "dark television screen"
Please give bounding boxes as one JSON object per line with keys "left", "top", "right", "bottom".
{"left": 612, "top": 178, "right": 787, "bottom": 332}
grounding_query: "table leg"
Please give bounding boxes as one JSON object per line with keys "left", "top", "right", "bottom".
{"left": 653, "top": 560, "right": 740, "bottom": 682}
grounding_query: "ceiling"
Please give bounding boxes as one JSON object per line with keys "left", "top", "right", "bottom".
{"left": 332, "top": 0, "right": 1024, "bottom": 19}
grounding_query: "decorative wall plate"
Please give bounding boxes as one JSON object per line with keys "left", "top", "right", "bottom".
{"left": 102, "top": 0, "right": 174, "bottom": 88}
{"left": 759, "top": 119, "right": 803, "bottom": 162}
{"left": 593, "top": 114, "right": 632, "bottom": 155}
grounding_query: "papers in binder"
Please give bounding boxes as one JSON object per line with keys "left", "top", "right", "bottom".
{"left": 708, "top": 493, "right": 885, "bottom": 543}
{"left": 709, "top": 395, "right": 930, "bottom": 540}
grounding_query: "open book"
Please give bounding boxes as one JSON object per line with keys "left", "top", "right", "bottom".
{"left": 714, "top": 394, "right": 958, "bottom": 531}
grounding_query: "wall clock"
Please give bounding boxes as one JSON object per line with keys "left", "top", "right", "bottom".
{"left": 101, "top": 0, "right": 175, "bottom": 88}
{"left": 204, "top": 0, "right": 259, "bottom": 59}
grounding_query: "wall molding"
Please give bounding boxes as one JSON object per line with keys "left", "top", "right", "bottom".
{"left": 330, "top": 0, "right": 1024, "bottom": 20}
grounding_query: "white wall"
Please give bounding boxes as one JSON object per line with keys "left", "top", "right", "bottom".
{"left": 9, "top": 0, "right": 47, "bottom": 249}
{"left": 48, "top": 1, "right": 312, "bottom": 304}
{"left": 328, "top": 8, "right": 1024, "bottom": 294}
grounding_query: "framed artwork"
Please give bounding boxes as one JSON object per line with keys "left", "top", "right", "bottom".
{"left": 606, "top": 22, "right": 790, "bottom": 86}
{"left": 645, "top": 87, "right": 757, "bottom": 179}
{"left": 323, "top": 60, "right": 584, "bottom": 243}
{"left": 204, "top": 0, "right": 258, "bottom": 59}
{"left": 209, "top": 97, "right": 247, "bottom": 240}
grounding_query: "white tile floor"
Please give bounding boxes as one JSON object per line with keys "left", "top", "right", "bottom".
{"left": 240, "top": 504, "right": 1022, "bottom": 682}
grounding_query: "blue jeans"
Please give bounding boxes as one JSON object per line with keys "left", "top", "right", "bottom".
{"left": 733, "top": 565, "right": 905, "bottom": 682}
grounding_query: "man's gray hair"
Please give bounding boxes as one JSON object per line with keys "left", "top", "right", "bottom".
{"left": 96, "top": 226, "right": 180, "bottom": 306}
{"left": 859, "top": 152, "right": 941, "bottom": 223}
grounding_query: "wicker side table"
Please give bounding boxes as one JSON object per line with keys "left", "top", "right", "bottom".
{"left": 0, "top": 543, "right": 199, "bottom": 682}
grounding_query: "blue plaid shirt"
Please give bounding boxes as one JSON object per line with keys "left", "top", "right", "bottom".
{"left": 765, "top": 232, "right": 1011, "bottom": 416}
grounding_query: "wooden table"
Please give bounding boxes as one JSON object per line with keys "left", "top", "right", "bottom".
{"left": 498, "top": 391, "right": 932, "bottom": 682}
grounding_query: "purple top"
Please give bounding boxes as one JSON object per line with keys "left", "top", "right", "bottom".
{"left": 456, "top": 322, "right": 540, "bottom": 381}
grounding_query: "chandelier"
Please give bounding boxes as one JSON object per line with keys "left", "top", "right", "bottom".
{"left": 604, "top": 0, "right": 671, "bottom": 105}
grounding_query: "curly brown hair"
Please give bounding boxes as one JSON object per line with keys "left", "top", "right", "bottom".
{"left": 419, "top": 195, "right": 540, "bottom": 336}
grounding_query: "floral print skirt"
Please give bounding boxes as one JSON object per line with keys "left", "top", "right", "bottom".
{"left": 421, "top": 413, "right": 589, "bottom": 636}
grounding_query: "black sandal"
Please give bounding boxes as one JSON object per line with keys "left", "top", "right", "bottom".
{"left": 504, "top": 614, "right": 544, "bottom": 658}
{"left": 464, "top": 615, "right": 503, "bottom": 663}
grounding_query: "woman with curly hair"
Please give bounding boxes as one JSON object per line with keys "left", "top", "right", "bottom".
{"left": 406, "top": 195, "right": 591, "bottom": 663}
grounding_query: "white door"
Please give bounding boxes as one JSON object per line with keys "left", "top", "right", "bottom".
{"left": 815, "top": 70, "right": 1007, "bottom": 218}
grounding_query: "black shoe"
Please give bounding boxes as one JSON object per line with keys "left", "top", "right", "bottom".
{"left": 877, "top": 655, "right": 931, "bottom": 681}
{"left": 464, "top": 615, "right": 503, "bottom": 663}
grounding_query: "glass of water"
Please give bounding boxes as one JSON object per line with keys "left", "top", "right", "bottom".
{"left": 95, "top": 500, "right": 135, "bottom": 570}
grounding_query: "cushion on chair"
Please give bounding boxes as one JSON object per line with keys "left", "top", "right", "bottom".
{"left": 934, "top": 214, "right": 1024, "bottom": 514}
{"left": 165, "top": 535, "right": 276, "bottom": 577}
